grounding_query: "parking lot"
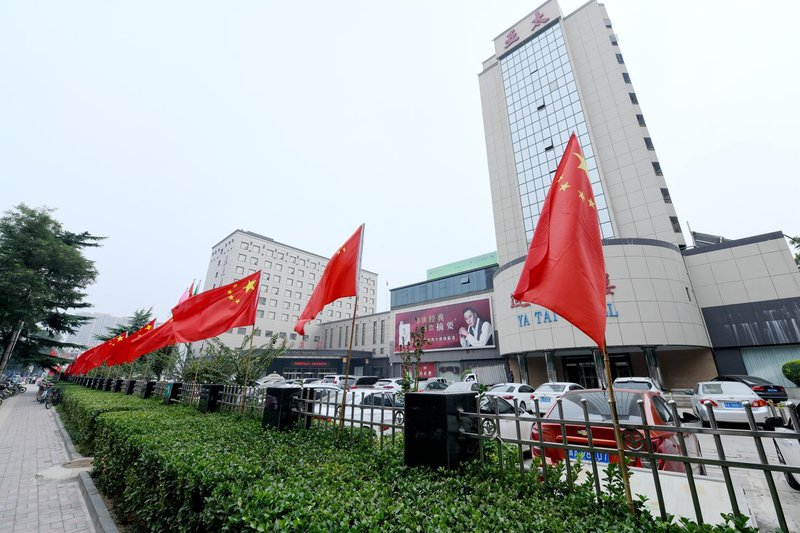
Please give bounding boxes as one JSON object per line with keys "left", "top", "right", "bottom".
{"left": 694, "top": 429, "right": 800, "bottom": 531}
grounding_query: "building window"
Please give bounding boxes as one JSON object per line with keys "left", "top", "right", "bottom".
{"left": 314, "top": 335, "right": 319, "bottom": 343}
{"left": 240, "top": 243, "right": 248, "bottom": 250}
{"left": 629, "top": 93, "right": 638, "bottom": 105}
{"left": 287, "top": 278, "right": 294, "bottom": 286}
{"left": 670, "top": 216, "right": 682, "bottom": 233}
{"left": 284, "top": 289, "right": 291, "bottom": 297}
{"left": 354, "top": 325, "right": 359, "bottom": 346}
{"left": 269, "top": 299, "right": 277, "bottom": 307}
{"left": 267, "top": 312, "right": 276, "bottom": 319}
{"left": 310, "top": 273, "right": 316, "bottom": 280}
{"left": 289, "top": 333, "right": 296, "bottom": 340}
{"left": 652, "top": 162, "right": 663, "bottom": 176}
{"left": 296, "top": 281, "right": 303, "bottom": 288}
{"left": 338, "top": 327, "right": 343, "bottom": 347}
{"left": 636, "top": 114, "right": 646, "bottom": 127}
{"left": 266, "top": 250, "right": 273, "bottom": 257}
{"left": 252, "top": 245, "right": 260, "bottom": 254}
{"left": 622, "top": 72, "right": 631, "bottom": 84}
{"left": 661, "top": 188, "right": 672, "bottom": 204}
{"left": 294, "top": 292, "right": 301, "bottom": 299}
{"left": 250, "top": 257, "right": 258, "bottom": 265}
{"left": 361, "top": 325, "right": 365, "bottom": 346}
{"left": 380, "top": 320, "right": 385, "bottom": 344}
{"left": 235, "top": 266, "right": 244, "bottom": 275}
{"left": 256, "top": 310, "right": 264, "bottom": 318}
{"left": 238, "top": 254, "right": 247, "bottom": 262}
{"left": 644, "top": 137, "right": 655, "bottom": 151}
{"left": 293, "top": 303, "right": 300, "bottom": 311}
{"left": 282, "top": 301, "right": 290, "bottom": 309}
{"left": 372, "top": 322, "right": 377, "bottom": 344}
{"left": 258, "top": 297, "right": 266, "bottom": 305}
{"left": 603, "top": 18, "right": 612, "bottom": 28}
{"left": 271, "top": 287, "right": 279, "bottom": 295}
{"left": 265, "top": 330, "right": 273, "bottom": 337}
{"left": 616, "top": 53, "right": 624, "bottom": 64}
{"left": 273, "top": 275, "right": 280, "bottom": 283}
{"left": 288, "top": 267, "right": 295, "bottom": 274}
{"left": 278, "top": 332, "right": 286, "bottom": 339}
{"left": 277, "top": 252, "right": 284, "bottom": 260}
{"left": 335, "top": 311, "right": 341, "bottom": 318}
{"left": 281, "top": 313, "right": 289, "bottom": 322}
{"left": 275, "top": 264, "right": 282, "bottom": 271}
{"left": 609, "top": 34, "right": 618, "bottom": 46}
{"left": 253, "top": 328, "right": 261, "bottom": 336}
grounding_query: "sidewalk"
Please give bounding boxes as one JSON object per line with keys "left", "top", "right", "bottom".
{"left": 0, "top": 388, "right": 96, "bottom": 533}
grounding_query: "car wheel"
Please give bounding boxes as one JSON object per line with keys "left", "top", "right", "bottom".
{"left": 775, "top": 440, "right": 800, "bottom": 491}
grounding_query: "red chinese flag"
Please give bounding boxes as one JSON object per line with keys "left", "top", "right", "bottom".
{"left": 513, "top": 133, "right": 607, "bottom": 349}
{"left": 171, "top": 271, "right": 261, "bottom": 342}
{"left": 106, "top": 320, "right": 159, "bottom": 366}
{"left": 117, "top": 319, "right": 175, "bottom": 364}
{"left": 294, "top": 225, "right": 364, "bottom": 335}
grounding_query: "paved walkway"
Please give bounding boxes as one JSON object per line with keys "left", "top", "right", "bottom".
{"left": 0, "top": 388, "right": 95, "bottom": 533}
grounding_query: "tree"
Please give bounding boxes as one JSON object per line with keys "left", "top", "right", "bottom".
{"left": 789, "top": 236, "right": 800, "bottom": 269}
{"left": 399, "top": 326, "right": 431, "bottom": 393}
{"left": 193, "top": 334, "right": 287, "bottom": 385}
{"left": 0, "top": 204, "right": 103, "bottom": 374}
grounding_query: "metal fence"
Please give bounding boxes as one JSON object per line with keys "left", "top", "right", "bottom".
{"left": 294, "top": 389, "right": 404, "bottom": 448}
{"left": 218, "top": 384, "right": 270, "bottom": 418}
{"left": 458, "top": 396, "right": 800, "bottom": 531}
{"left": 178, "top": 382, "right": 202, "bottom": 407}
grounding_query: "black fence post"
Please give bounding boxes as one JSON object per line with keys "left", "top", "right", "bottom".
{"left": 113, "top": 379, "right": 123, "bottom": 393}
{"left": 404, "top": 392, "right": 480, "bottom": 469}
{"left": 262, "top": 386, "right": 302, "bottom": 431}
{"left": 198, "top": 384, "right": 224, "bottom": 413}
{"left": 163, "top": 382, "right": 183, "bottom": 405}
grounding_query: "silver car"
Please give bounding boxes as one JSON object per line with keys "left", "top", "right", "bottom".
{"left": 691, "top": 381, "right": 770, "bottom": 425}
{"left": 532, "top": 382, "right": 584, "bottom": 414}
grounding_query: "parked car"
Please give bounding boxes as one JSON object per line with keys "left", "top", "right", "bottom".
{"left": 312, "top": 389, "right": 404, "bottom": 435}
{"left": 764, "top": 416, "right": 800, "bottom": 490}
{"left": 711, "top": 375, "right": 788, "bottom": 403}
{"left": 375, "top": 377, "right": 405, "bottom": 392}
{"left": 339, "top": 376, "right": 380, "bottom": 390}
{"left": 691, "top": 381, "right": 770, "bottom": 425}
{"left": 443, "top": 381, "right": 482, "bottom": 393}
{"left": 476, "top": 395, "right": 535, "bottom": 444}
{"left": 486, "top": 383, "right": 537, "bottom": 412}
{"left": 532, "top": 382, "right": 584, "bottom": 414}
{"left": 531, "top": 389, "right": 705, "bottom": 474}
{"left": 321, "top": 374, "right": 351, "bottom": 386}
{"left": 414, "top": 379, "right": 449, "bottom": 392}
{"left": 613, "top": 377, "right": 663, "bottom": 394}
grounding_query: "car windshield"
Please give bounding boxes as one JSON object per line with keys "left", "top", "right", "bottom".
{"left": 479, "top": 396, "right": 516, "bottom": 414}
{"left": 548, "top": 391, "right": 645, "bottom": 423}
{"left": 702, "top": 382, "right": 752, "bottom": 395}
{"left": 615, "top": 381, "right": 652, "bottom": 391}
{"left": 536, "top": 384, "right": 564, "bottom": 393}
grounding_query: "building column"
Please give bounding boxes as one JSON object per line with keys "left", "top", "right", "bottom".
{"left": 544, "top": 351, "right": 557, "bottom": 383}
{"left": 517, "top": 354, "right": 529, "bottom": 384}
{"left": 642, "top": 346, "right": 664, "bottom": 390}
{"left": 593, "top": 349, "right": 607, "bottom": 389}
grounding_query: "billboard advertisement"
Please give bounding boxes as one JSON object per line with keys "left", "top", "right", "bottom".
{"left": 395, "top": 298, "right": 494, "bottom": 352}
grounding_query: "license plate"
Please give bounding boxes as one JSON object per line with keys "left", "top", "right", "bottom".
{"left": 540, "top": 397, "right": 551, "bottom": 403}
{"left": 723, "top": 402, "right": 743, "bottom": 408}
{"left": 767, "top": 388, "right": 777, "bottom": 392}
{"left": 569, "top": 450, "right": 609, "bottom": 463}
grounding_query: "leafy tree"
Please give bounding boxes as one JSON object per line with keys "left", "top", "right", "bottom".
{"left": 789, "top": 235, "right": 800, "bottom": 269}
{"left": 190, "top": 333, "right": 287, "bottom": 385}
{"left": 0, "top": 204, "right": 103, "bottom": 374}
{"left": 399, "top": 326, "right": 431, "bottom": 393}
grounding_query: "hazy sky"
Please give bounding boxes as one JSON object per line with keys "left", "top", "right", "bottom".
{"left": 2, "top": 1, "right": 798, "bottom": 323}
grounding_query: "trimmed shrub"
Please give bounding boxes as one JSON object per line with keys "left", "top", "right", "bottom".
{"left": 59, "top": 386, "right": 756, "bottom": 532}
{"left": 783, "top": 359, "right": 800, "bottom": 387}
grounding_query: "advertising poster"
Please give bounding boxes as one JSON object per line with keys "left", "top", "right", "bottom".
{"left": 394, "top": 298, "right": 494, "bottom": 352}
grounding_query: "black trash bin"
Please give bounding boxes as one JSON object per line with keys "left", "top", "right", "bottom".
{"left": 163, "top": 382, "right": 183, "bottom": 405}
{"left": 198, "top": 384, "right": 224, "bottom": 413}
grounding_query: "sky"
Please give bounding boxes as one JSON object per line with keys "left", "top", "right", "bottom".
{"left": 1, "top": 1, "right": 798, "bottom": 323}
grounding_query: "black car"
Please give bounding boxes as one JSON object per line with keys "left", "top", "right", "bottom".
{"left": 711, "top": 375, "right": 788, "bottom": 403}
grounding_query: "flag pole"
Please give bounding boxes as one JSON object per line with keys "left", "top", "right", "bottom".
{"left": 240, "top": 324, "right": 256, "bottom": 414}
{"left": 600, "top": 338, "right": 635, "bottom": 514}
{"left": 337, "top": 295, "right": 360, "bottom": 441}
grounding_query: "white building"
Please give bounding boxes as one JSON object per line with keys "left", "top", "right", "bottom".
{"left": 203, "top": 229, "right": 379, "bottom": 350}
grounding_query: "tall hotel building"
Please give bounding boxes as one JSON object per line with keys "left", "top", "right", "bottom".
{"left": 479, "top": 0, "right": 800, "bottom": 388}
{"left": 203, "top": 230, "right": 379, "bottom": 352}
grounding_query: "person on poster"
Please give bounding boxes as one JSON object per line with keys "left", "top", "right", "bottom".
{"left": 458, "top": 307, "right": 494, "bottom": 347}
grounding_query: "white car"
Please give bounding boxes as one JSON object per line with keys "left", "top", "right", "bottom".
{"left": 478, "top": 395, "right": 535, "bottom": 446}
{"left": 485, "top": 383, "right": 536, "bottom": 413}
{"left": 531, "top": 382, "right": 584, "bottom": 414}
{"left": 375, "top": 378, "right": 405, "bottom": 392}
{"left": 764, "top": 415, "right": 800, "bottom": 490}
{"left": 311, "top": 389, "right": 403, "bottom": 435}
{"left": 691, "top": 381, "right": 770, "bottom": 425}
{"left": 613, "top": 377, "right": 663, "bottom": 394}
{"left": 443, "top": 381, "right": 482, "bottom": 393}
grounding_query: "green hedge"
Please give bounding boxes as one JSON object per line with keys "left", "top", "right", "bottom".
{"left": 59, "top": 385, "right": 755, "bottom": 532}
{"left": 783, "top": 360, "right": 800, "bottom": 387}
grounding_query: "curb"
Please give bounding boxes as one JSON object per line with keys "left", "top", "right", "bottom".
{"left": 52, "top": 408, "right": 120, "bottom": 533}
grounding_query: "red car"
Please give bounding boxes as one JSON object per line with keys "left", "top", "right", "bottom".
{"left": 530, "top": 389, "right": 705, "bottom": 474}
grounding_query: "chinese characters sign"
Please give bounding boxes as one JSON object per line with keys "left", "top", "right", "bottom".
{"left": 395, "top": 298, "right": 494, "bottom": 352}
